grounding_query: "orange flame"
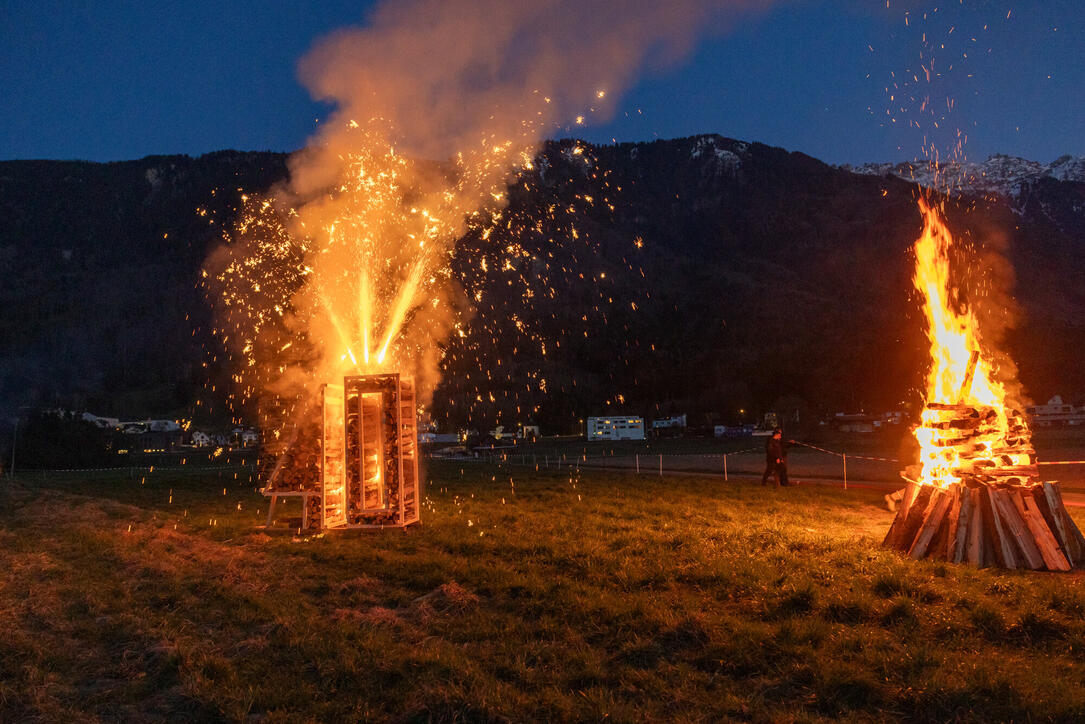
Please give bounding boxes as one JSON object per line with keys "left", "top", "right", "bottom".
{"left": 912, "top": 199, "right": 1032, "bottom": 488}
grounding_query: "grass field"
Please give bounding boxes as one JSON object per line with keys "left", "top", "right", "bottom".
{"left": 4, "top": 462, "right": 1085, "bottom": 721}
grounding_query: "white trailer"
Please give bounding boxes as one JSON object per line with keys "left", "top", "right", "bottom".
{"left": 587, "top": 416, "right": 645, "bottom": 441}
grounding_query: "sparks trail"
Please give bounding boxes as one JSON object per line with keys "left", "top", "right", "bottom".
{"left": 202, "top": 122, "right": 506, "bottom": 481}
{"left": 438, "top": 139, "right": 649, "bottom": 431}
{"left": 873, "top": 3, "right": 1022, "bottom": 191}
{"left": 201, "top": 118, "right": 640, "bottom": 488}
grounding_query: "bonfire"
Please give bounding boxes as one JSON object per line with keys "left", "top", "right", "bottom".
{"left": 883, "top": 199, "right": 1085, "bottom": 570}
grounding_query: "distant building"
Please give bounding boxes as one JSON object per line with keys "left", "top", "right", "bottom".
{"left": 652, "top": 415, "right": 687, "bottom": 430}
{"left": 420, "top": 432, "right": 459, "bottom": 444}
{"left": 118, "top": 419, "right": 182, "bottom": 434}
{"left": 1026, "top": 396, "right": 1085, "bottom": 427}
{"left": 231, "top": 428, "right": 259, "bottom": 446}
{"left": 714, "top": 424, "right": 755, "bottom": 438}
{"left": 80, "top": 412, "right": 120, "bottom": 429}
{"left": 490, "top": 425, "right": 516, "bottom": 440}
{"left": 190, "top": 430, "right": 213, "bottom": 447}
{"left": 587, "top": 416, "right": 645, "bottom": 441}
{"left": 833, "top": 411, "right": 906, "bottom": 433}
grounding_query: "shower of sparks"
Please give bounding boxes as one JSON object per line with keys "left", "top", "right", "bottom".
{"left": 871, "top": 2, "right": 1025, "bottom": 194}
{"left": 201, "top": 115, "right": 649, "bottom": 466}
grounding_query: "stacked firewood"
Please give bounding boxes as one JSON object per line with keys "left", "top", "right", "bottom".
{"left": 304, "top": 493, "right": 323, "bottom": 530}
{"left": 919, "top": 403, "right": 1036, "bottom": 486}
{"left": 258, "top": 420, "right": 321, "bottom": 492}
{"left": 883, "top": 479, "right": 1085, "bottom": 571}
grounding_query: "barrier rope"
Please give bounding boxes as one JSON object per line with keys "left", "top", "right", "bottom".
{"left": 841, "top": 454, "right": 899, "bottom": 462}
{"left": 670, "top": 447, "right": 763, "bottom": 458}
{"left": 786, "top": 439, "right": 899, "bottom": 463}
{"left": 786, "top": 439, "right": 840, "bottom": 456}
{"left": 18, "top": 463, "right": 255, "bottom": 474}
{"left": 788, "top": 440, "right": 1085, "bottom": 467}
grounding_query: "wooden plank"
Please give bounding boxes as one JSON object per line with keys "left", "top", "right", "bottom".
{"left": 884, "top": 485, "right": 932, "bottom": 550}
{"left": 957, "top": 350, "right": 981, "bottom": 402}
{"left": 1016, "top": 491, "right": 1071, "bottom": 571}
{"left": 265, "top": 494, "right": 278, "bottom": 527}
{"left": 944, "top": 485, "right": 964, "bottom": 560}
{"left": 928, "top": 507, "right": 954, "bottom": 561}
{"left": 910, "top": 489, "right": 952, "bottom": 559}
{"left": 1049, "top": 483, "right": 1085, "bottom": 565}
{"left": 1040, "top": 482, "right": 1071, "bottom": 561}
{"left": 966, "top": 488, "right": 984, "bottom": 566}
{"left": 982, "top": 487, "right": 1018, "bottom": 569}
{"left": 991, "top": 489, "right": 1045, "bottom": 570}
{"left": 1061, "top": 510, "right": 1085, "bottom": 565}
{"left": 953, "top": 486, "right": 973, "bottom": 563}
{"left": 926, "top": 402, "right": 985, "bottom": 413}
{"left": 898, "top": 480, "right": 919, "bottom": 520}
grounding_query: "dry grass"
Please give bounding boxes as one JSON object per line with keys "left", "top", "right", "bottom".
{"left": 3, "top": 462, "right": 1085, "bottom": 721}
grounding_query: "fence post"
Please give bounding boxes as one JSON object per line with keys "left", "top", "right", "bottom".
{"left": 724, "top": 454, "right": 728, "bottom": 481}
{"left": 842, "top": 453, "right": 847, "bottom": 490}
{"left": 635, "top": 453, "right": 640, "bottom": 474}
{"left": 659, "top": 454, "right": 663, "bottom": 477}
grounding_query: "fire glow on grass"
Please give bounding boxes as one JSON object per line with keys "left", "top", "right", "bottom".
{"left": 910, "top": 198, "right": 1034, "bottom": 489}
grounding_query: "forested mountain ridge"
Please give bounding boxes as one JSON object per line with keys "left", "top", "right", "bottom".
{"left": 2, "top": 136, "right": 1083, "bottom": 432}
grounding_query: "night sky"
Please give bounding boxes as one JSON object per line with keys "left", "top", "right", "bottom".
{"left": 2, "top": 0, "right": 1081, "bottom": 165}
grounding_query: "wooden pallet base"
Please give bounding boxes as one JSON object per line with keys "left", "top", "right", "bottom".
{"left": 883, "top": 480, "right": 1085, "bottom": 571}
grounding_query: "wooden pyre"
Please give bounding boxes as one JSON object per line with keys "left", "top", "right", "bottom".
{"left": 883, "top": 402, "right": 1085, "bottom": 571}
{"left": 262, "top": 373, "right": 421, "bottom": 530}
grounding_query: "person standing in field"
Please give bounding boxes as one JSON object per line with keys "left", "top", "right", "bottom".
{"left": 761, "top": 427, "right": 789, "bottom": 487}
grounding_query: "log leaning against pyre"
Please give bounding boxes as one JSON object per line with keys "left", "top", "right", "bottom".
{"left": 882, "top": 479, "right": 1085, "bottom": 571}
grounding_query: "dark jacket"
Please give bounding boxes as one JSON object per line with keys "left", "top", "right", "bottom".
{"left": 765, "top": 436, "right": 787, "bottom": 464}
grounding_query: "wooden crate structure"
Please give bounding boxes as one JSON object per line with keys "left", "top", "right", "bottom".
{"left": 324, "top": 373, "right": 420, "bottom": 529}
{"left": 263, "top": 373, "right": 421, "bottom": 530}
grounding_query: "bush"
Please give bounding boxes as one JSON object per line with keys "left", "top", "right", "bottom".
{"left": 13, "top": 411, "right": 113, "bottom": 469}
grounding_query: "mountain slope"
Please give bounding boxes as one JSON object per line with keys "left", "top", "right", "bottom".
{"left": 1, "top": 137, "right": 1083, "bottom": 431}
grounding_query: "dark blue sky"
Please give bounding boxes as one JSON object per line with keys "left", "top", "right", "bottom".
{"left": 2, "top": 0, "right": 1081, "bottom": 164}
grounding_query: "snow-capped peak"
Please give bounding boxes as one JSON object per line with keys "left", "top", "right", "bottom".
{"left": 841, "top": 154, "right": 1085, "bottom": 198}
{"left": 688, "top": 135, "right": 745, "bottom": 174}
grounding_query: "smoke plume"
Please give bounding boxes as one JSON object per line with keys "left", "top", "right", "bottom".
{"left": 207, "top": 0, "right": 774, "bottom": 440}
{"left": 293, "top": 0, "right": 771, "bottom": 186}
{"left": 284, "top": 0, "right": 772, "bottom": 395}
